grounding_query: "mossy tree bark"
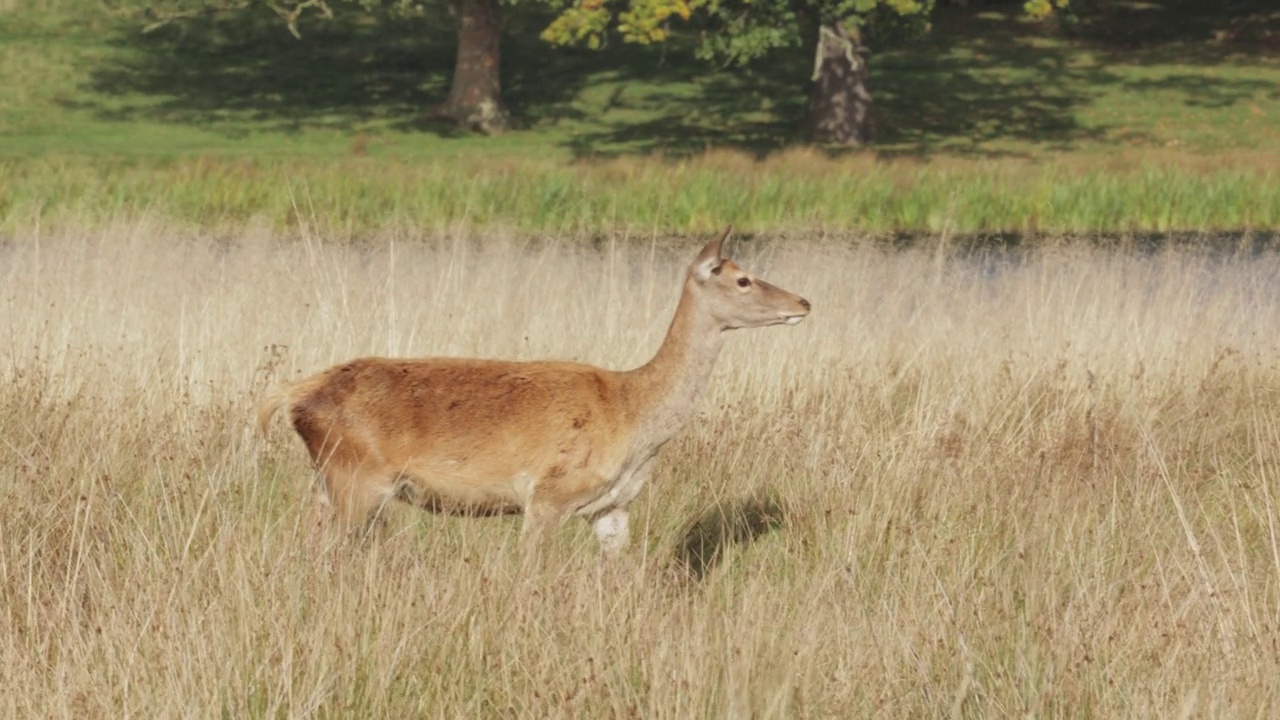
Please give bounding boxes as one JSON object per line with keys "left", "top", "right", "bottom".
{"left": 807, "top": 21, "right": 873, "bottom": 146}
{"left": 440, "top": 0, "right": 509, "bottom": 133}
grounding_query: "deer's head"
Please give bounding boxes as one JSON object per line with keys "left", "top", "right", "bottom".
{"left": 688, "top": 226, "right": 810, "bottom": 331}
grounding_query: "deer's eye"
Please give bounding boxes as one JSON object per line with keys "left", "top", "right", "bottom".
{"left": 737, "top": 277, "right": 751, "bottom": 288}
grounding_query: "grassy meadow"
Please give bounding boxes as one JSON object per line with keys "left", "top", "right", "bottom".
{"left": 5, "top": 149, "right": 1279, "bottom": 236}
{"left": 4, "top": 0, "right": 1280, "bottom": 716}
{"left": 1, "top": 1, "right": 1279, "bottom": 234}
{"left": 4, "top": 225, "right": 1280, "bottom": 716}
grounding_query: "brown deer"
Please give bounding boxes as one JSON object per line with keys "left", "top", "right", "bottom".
{"left": 258, "top": 227, "right": 810, "bottom": 555}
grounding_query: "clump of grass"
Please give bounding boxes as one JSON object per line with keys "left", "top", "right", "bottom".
{"left": 3, "top": 224, "right": 1280, "bottom": 716}
{"left": 3, "top": 150, "right": 1277, "bottom": 235}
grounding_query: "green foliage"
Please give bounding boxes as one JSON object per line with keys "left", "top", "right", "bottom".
{"left": 543, "top": 0, "right": 937, "bottom": 66}
{"left": 693, "top": 1, "right": 805, "bottom": 65}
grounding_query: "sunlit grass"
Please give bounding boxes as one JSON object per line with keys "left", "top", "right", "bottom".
{"left": 3, "top": 2, "right": 1280, "bottom": 235}
{"left": 3, "top": 223, "right": 1280, "bottom": 716}
{"left": 4, "top": 149, "right": 1277, "bottom": 235}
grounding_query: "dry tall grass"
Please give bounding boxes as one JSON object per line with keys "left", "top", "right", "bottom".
{"left": 3, "top": 224, "right": 1280, "bottom": 717}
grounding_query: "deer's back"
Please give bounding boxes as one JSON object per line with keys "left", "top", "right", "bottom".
{"left": 288, "top": 356, "right": 636, "bottom": 509}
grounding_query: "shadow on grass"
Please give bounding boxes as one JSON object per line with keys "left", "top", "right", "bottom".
{"left": 868, "top": 3, "right": 1277, "bottom": 157}
{"left": 674, "top": 494, "right": 786, "bottom": 581}
{"left": 76, "top": 3, "right": 805, "bottom": 156}
{"left": 75, "top": 5, "right": 461, "bottom": 135}
{"left": 1069, "top": 0, "right": 1280, "bottom": 59}
{"left": 68, "top": 0, "right": 1279, "bottom": 157}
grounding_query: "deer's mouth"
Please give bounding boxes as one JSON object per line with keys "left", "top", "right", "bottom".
{"left": 782, "top": 314, "right": 806, "bottom": 326}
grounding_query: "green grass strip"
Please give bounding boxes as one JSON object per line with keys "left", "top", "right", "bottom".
{"left": 3, "top": 154, "right": 1276, "bottom": 235}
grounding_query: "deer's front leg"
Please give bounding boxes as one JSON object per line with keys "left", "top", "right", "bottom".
{"left": 591, "top": 507, "right": 630, "bottom": 557}
{"left": 588, "top": 457, "right": 656, "bottom": 557}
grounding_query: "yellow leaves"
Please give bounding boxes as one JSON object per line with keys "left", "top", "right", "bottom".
{"left": 542, "top": 0, "right": 695, "bottom": 47}
{"left": 1023, "top": 0, "right": 1051, "bottom": 17}
{"left": 1023, "top": 0, "right": 1070, "bottom": 18}
{"left": 619, "top": 0, "right": 694, "bottom": 44}
{"left": 540, "top": 1, "right": 612, "bottom": 47}
{"left": 542, "top": 0, "right": 736, "bottom": 49}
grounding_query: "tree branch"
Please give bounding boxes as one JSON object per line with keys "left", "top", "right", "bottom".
{"left": 269, "top": 0, "right": 334, "bottom": 39}
{"left": 140, "top": 0, "right": 252, "bottom": 33}
{"left": 811, "top": 21, "right": 862, "bottom": 81}
{"left": 138, "top": 0, "right": 333, "bottom": 38}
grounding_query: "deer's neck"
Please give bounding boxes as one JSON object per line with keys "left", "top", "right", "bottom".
{"left": 626, "top": 280, "right": 724, "bottom": 451}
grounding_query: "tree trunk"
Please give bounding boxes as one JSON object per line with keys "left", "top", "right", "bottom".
{"left": 440, "top": 0, "right": 509, "bottom": 133}
{"left": 807, "top": 21, "right": 873, "bottom": 145}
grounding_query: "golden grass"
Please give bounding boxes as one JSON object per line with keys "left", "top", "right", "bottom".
{"left": 3, "top": 224, "right": 1280, "bottom": 717}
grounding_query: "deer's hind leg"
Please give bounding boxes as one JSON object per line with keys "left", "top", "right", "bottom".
{"left": 300, "top": 464, "right": 394, "bottom": 563}
{"left": 316, "top": 461, "right": 397, "bottom": 535}
{"left": 295, "top": 414, "right": 396, "bottom": 543}
{"left": 297, "top": 465, "right": 394, "bottom": 563}
{"left": 519, "top": 471, "right": 605, "bottom": 561}
{"left": 520, "top": 494, "right": 572, "bottom": 558}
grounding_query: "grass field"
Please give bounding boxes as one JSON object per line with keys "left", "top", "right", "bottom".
{"left": 1, "top": 1, "right": 1278, "bottom": 233}
{"left": 4, "top": 149, "right": 1278, "bottom": 236}
{"left": 4, "top": 1, "right": 1280, "bottom": 715}
{"left": 4, "top": 225, "right": 1280, "bottom": 716}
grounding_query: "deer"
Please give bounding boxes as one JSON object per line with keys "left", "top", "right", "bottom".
{"left": 257, "top": 227, "right": 810, "bottom": 557}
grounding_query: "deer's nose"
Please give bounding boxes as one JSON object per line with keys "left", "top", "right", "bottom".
{"left": 799, "top": 298, "right": 811, "bottom": 311}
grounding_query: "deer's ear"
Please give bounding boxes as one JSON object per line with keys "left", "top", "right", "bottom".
{"left": 692, "top": 225, "right": 732, "bottom": 280}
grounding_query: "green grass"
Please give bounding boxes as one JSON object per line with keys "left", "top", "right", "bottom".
{"left": 1, "top": 0, "right": 1278, "bottom": 233}
{"left": 4, "top": 152, "right": 1277, "bottom": 234}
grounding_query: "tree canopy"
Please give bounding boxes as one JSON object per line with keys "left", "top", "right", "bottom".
{"left": 542, "top": 0, "right": 937, "bottom": 143}
{"left": 543, "top": 0, "right": 934, "bottom": 61}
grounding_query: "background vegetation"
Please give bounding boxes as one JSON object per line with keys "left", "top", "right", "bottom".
{"left": 1, "top": 0, "right": 1278, "bottom": 234}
